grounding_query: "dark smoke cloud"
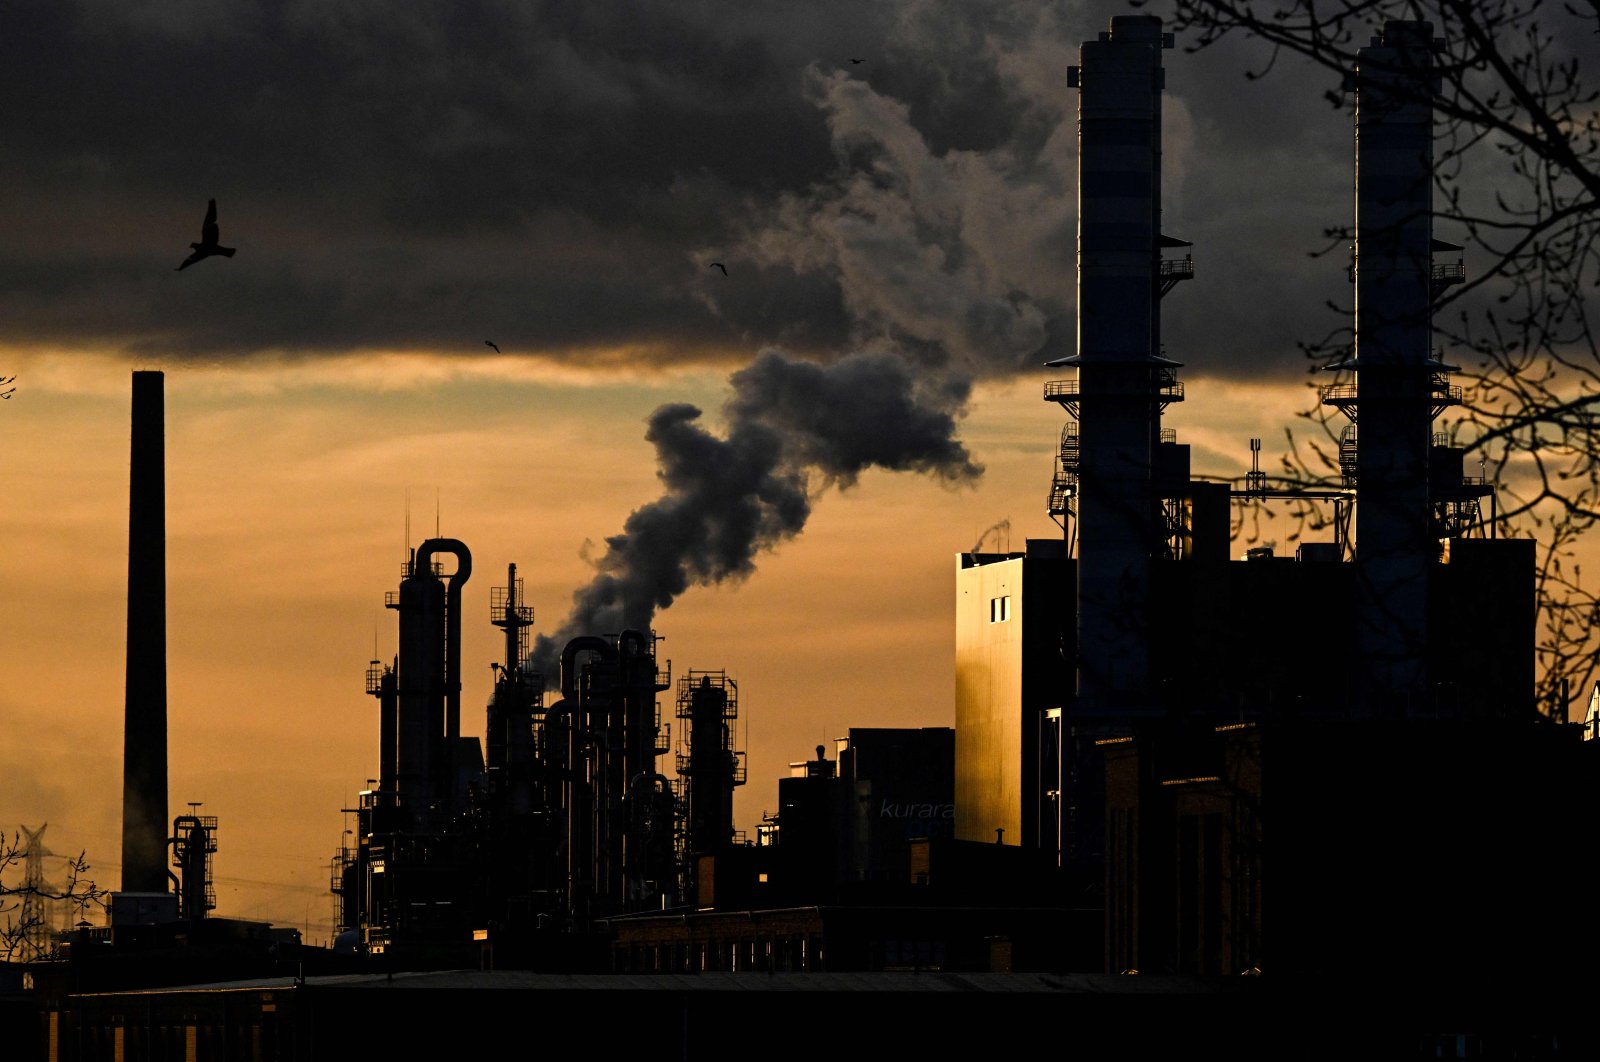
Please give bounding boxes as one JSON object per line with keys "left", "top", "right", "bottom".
{"left": 532, "top": 402, "right": 808, "bottom": 650}
{"left": 727, "top": 349, "right": 982, "bottom": 486}
{"left": 529, "top": 348, "right": 980, "bottom": 677}
{"left": 0, "top": 0, "right": 883, "bottom": 360}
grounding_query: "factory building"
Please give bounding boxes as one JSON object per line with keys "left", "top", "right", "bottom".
{"left": 1102, "top": 716, "right": 1595, "bottom": 983}
{"left": 769, "top": 728, "right": 958, "bottom": 895}
{"left": 329, "top": 554, "right": 735, "bottom": 968}
{"left": 602, "top": 727, "right": 1091, "bottom": 974}
{"left": 954, "top": 541, "right": 1071, "bottom": 854}
{"left": 954, "top": 14, "right": 1594, "bottom": 990}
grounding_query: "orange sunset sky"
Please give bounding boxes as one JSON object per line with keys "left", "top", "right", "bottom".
{"left": 0, "top": 358, "right": 1304, "bottom": 942}
{"left": 4, "top": 1, "right": 1586, "bottom": 942}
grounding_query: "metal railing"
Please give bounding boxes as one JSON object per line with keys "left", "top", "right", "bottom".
{"left": 1045, "top": 373, "right": 1183, "bottom": 403}
{"left": 1159, "top": 255, "right": 1195, "bottom": 278}
{"left": 1344, "top": 258, "right": 1467, "bottom": 285}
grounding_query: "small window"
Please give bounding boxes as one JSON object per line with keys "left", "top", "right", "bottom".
{"left": 989, "top": 595, "right": 1011, "bottom": 623}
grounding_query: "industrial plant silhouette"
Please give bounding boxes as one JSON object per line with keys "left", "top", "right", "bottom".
{"left": 6, "top": 14, "right": 1598, "bottom": 1061}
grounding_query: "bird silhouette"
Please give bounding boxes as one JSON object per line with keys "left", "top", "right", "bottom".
{"left": 1, "top": 374, "right": 15, "bottom": 399}
{"left": 485, "top": 340, "right": 501, "bottom": 353}
{"left": 710, "top": 262, "right": 728, "bottom": 276}
{"left": 849, "top": 58, "right": 865, "bottom": 64}
{"left": 177, "top": 199, "right": 236, "bottom": 271}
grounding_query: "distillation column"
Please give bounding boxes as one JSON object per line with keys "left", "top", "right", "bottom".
{"left": 420, "top": 538, "right": 472, "bottom": 806}
{"left": 1069, "top": 16, "right": 1173, "bottom": 717}
{"left": 679, "top": 673, "right": 743, "bottom": 858}
{"left": 390, "top": 537, "right": 471, "bottom": 824}
{"left": 1352, "top": 22, "right": 1439, "bottom": 713}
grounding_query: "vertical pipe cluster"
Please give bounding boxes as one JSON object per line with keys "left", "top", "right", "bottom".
{"left": 547, "top": 632, "right": 675, "bottom": 921}
{"left": 1353, "top": 22, "right": 1438, "bottom": 713}
{"left": 555, "top": 635, "right": 612, "bottom": 923}
{"left": 1073, "top": 15, "right": 1171, "bottom": 717}
{"left": 121, "top": 370, "right": 169, "bottom": 893}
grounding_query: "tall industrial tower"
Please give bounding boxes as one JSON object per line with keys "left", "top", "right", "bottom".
{"left": 1322, "top": 22, "right": 1462, "bottom": 714}
{"left": 122, "top": 370, "right": 169, "bottom": 893}
{"left": 389, "top": 537, "right": 473, "bottom": 825}
{"left": 486, "top": 563, "right": 539, "bottom": 782}
{"left": 674, "top": 670, "right": 745, "bottom": 898}
{"left": 1046, "top": 15, "right": 1181, "bottom": 719}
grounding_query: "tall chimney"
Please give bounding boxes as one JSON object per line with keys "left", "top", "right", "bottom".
{"left": 1351, "top": 21, "right": 1439, "bottom": 714}
{"left": 1063, "top": 15, "right": 1174, "bottom": 718}
{"left": 121, "top": 370, "right": 169, "bottom": 892}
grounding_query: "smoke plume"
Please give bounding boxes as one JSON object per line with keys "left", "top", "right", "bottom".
{"left": 525, "top": 10, "right": 1086, "bottom": 680}
{"left": 970, "top": 517, "right": 1011, "bottom": 554}
{"left": 529, "top": 348, "right": 980, "bottom": 678}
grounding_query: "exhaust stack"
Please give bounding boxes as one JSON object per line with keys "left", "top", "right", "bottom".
{"left": 1055, "top": 15, "right": 1176, "bottom": 718}
{"left": 121, "top": 370, "right": 169, "bottom": 893}
{"left": 1350, "top": 22, "right": 1441, "bottom": 713}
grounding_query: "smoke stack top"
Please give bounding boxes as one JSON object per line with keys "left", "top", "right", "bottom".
{"left": 122, "top": 370, "right": 169, "bottom": 893}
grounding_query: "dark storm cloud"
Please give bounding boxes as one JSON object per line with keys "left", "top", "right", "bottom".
{"left": 7, "top": 1, "right": 846, "bottom": 219}
{"left": 531, "top": 401, "right": 810, "bottom": 655}
{"left": 2, "top": 0, "right": 1488, "bottom": 384}
{"left": 727, "top": 348, "right": 981, "bottom": 485}
{"left": 1156, "top": 30, "right": 1362, "bottom": 380}
{"left": 0, "top": 0, "right": 896, "bottom": 357}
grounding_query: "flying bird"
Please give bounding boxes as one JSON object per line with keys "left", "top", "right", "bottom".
{"left": 485, "top": 340, "right": 501, "bottom": 353}
{"left": 1, "top": 374, "right": 15, "bottom": 399}
{"left": 849, "top": 58, "right": 865, "bottom": 64}
{"left": 710, "top": 262, "right": 728, "bottom": 276}
{"left": 177, "top": 199, "right": 236, "bottom": 271}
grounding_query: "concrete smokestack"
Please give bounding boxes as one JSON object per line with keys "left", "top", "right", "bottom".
{"left": 1065, "top": 15, "right": 1174, "bottom": 717}
{"left": 1351, "top": 21, "right": 1440, "bottom": 713}
{"left": 121, "top": 370, "right": 169, "bottom": 893}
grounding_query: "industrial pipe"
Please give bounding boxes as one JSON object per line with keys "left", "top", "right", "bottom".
{"left": 415, "top": 538, "right": 472, "bottom": 794}
{"left": 560, "top": 635, "right": 614, "bottom": 700}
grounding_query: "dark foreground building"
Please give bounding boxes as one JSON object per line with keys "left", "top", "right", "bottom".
{"left": 15, "top": 967, "right": 1597, "bottom": 1060}
{"left": 1103, "top": 717, "right": 1600, "bottom": 984}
